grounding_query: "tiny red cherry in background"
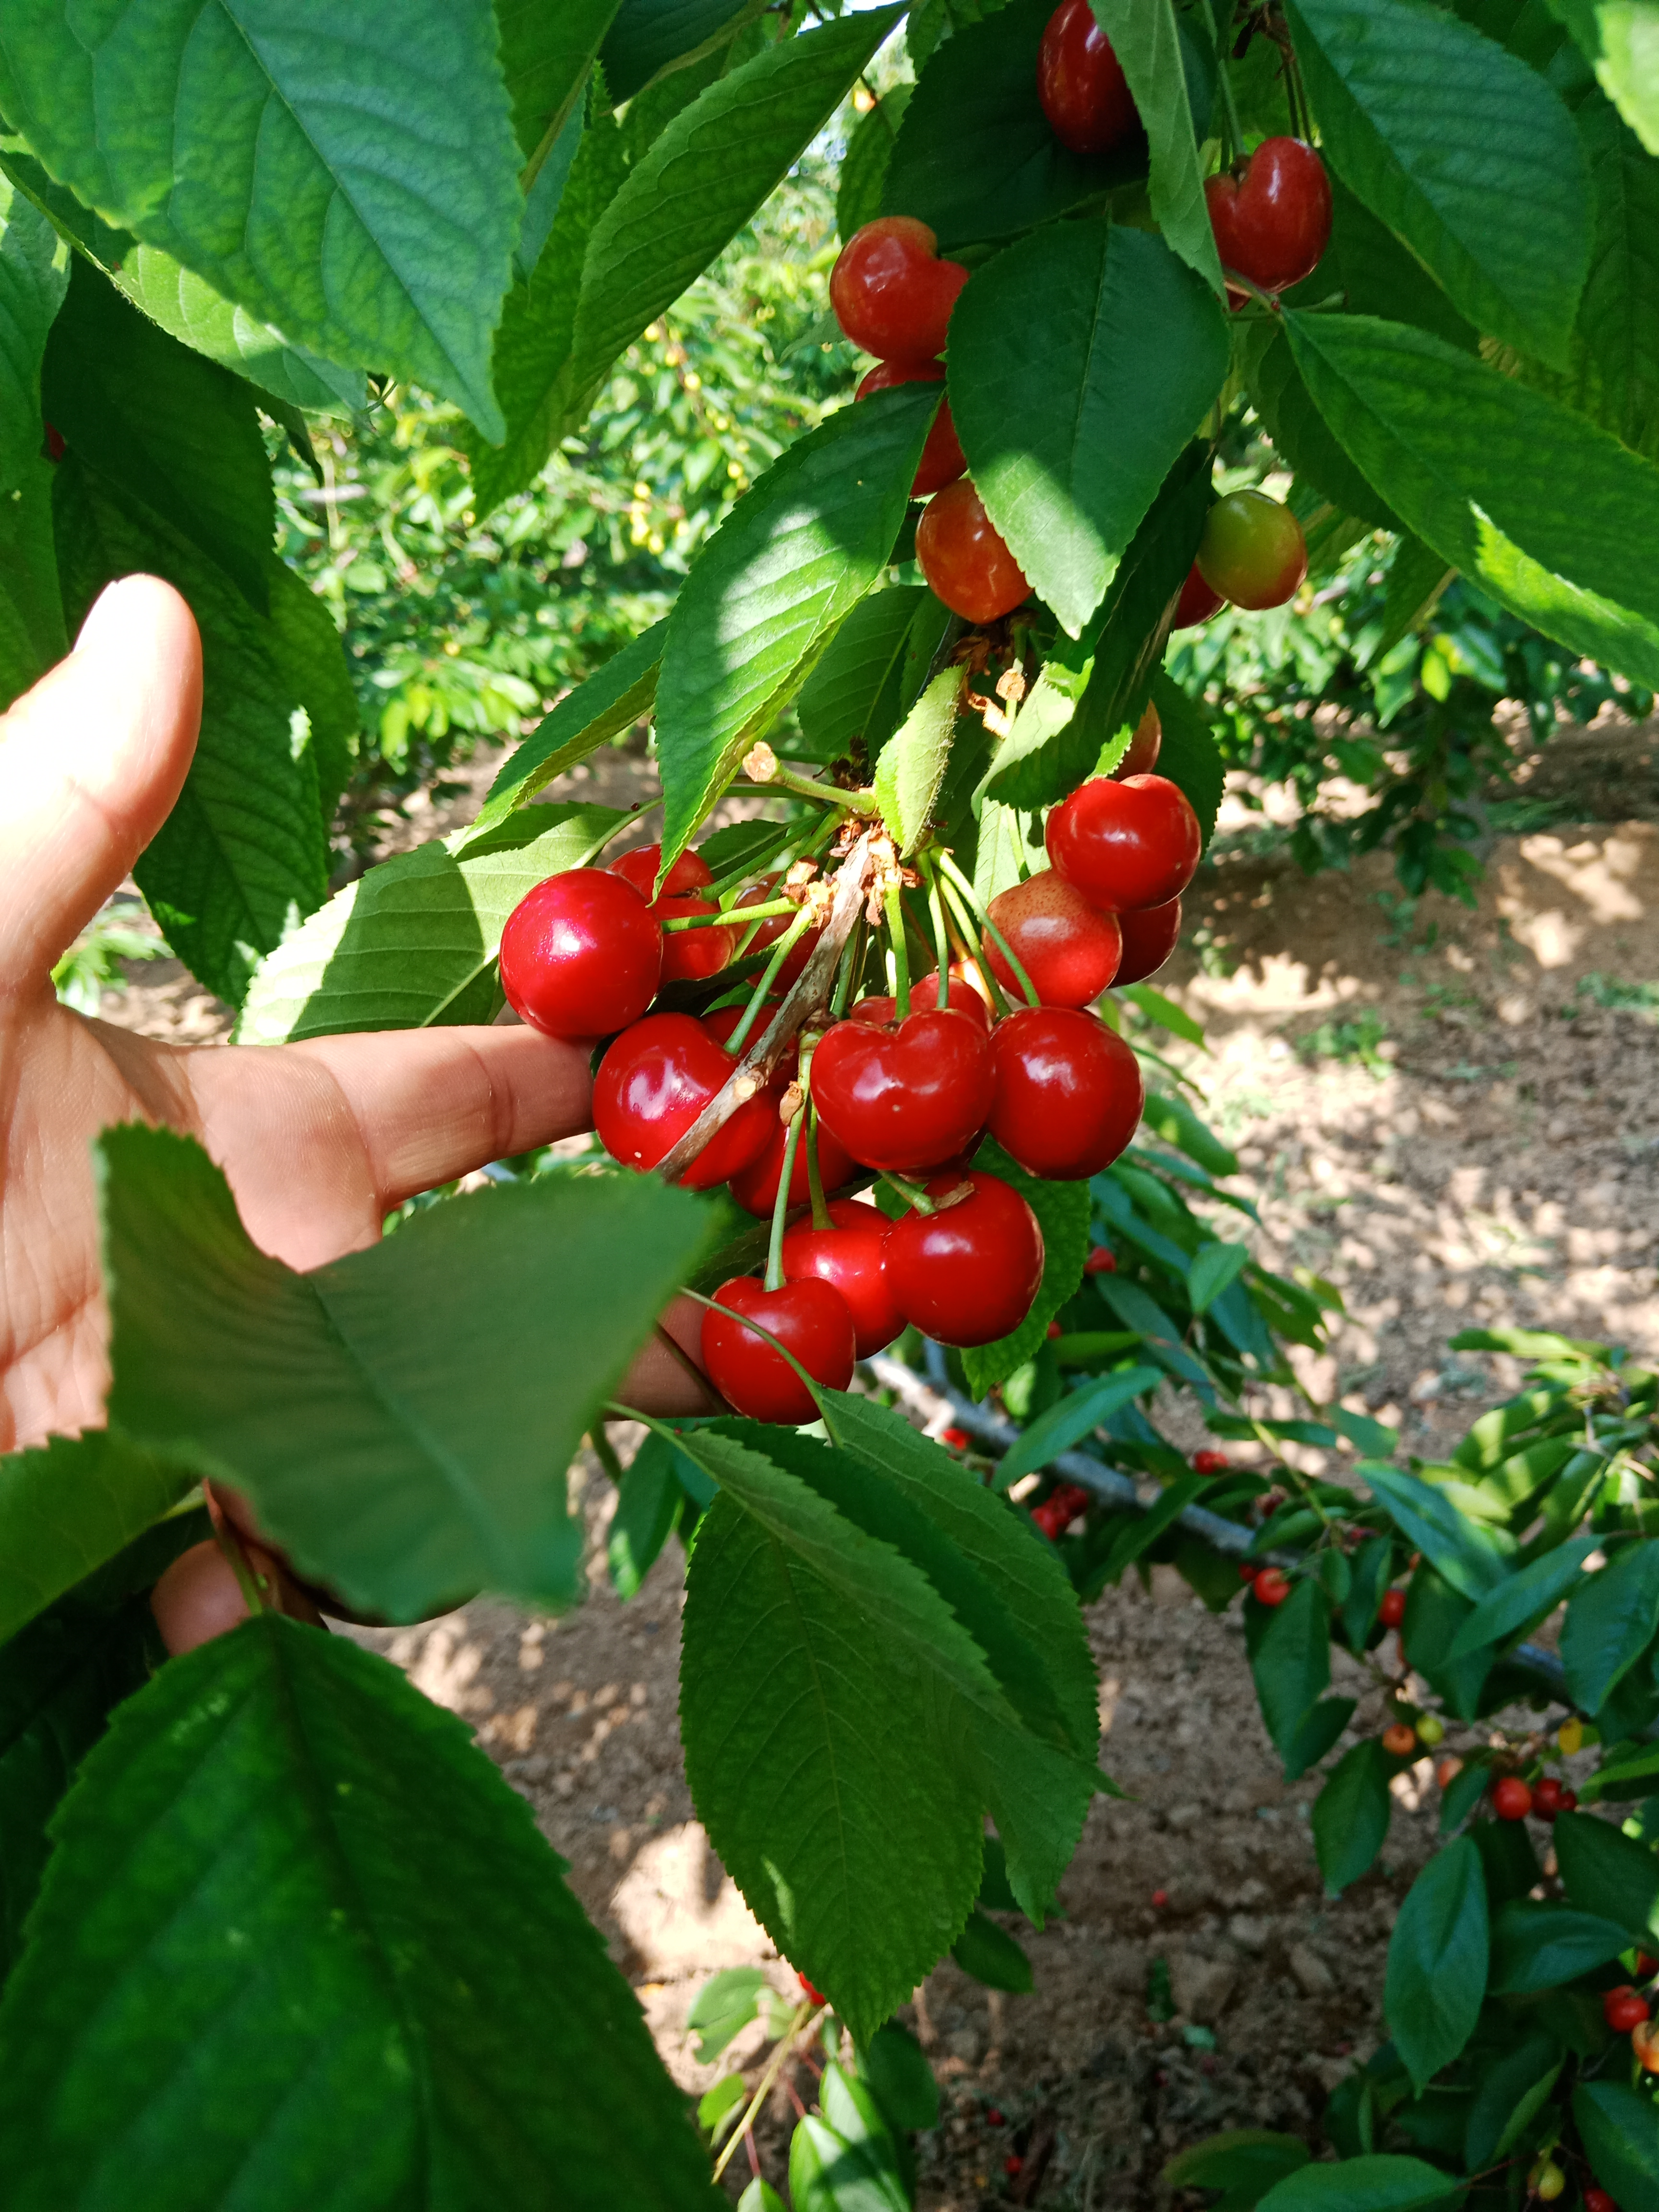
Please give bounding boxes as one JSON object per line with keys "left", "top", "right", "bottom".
{"left": 1378, "top": 1587, "right": 1407, "bottom": 1629}
{"left": 1252, "top": 1567, "right": 1290, "bottom": 1607}
{"left": 986, "top": 2107, "right": 1005, "bottom": 2128}
{"left": 500, "top": 867, "right": 662, "bottom": 1041}
{"left": 593, "top": 1011, "right": 773, "bottom": 1189}
{"left": 915, "top": 479, "right": 1031, "bottom": 625}
{"left": 988, "top": 1004, "right": 1143, "bottom": 1179}
{"left": 1604, "top": 1985, "right": 1651, "bottom": 2034}
{"left": 702, "top": 1275, "right": 856, "bottom": 1424}
{"left": 43, "top": 420, "right": 65, "bottom": 463}
{"left": 982, "top": 870, "right": 1122, "bottom": 1007}
{"left": 1085, "top": 1245, "right": 1117, "bottom": 1274}
{"left": 798, "top": 1970, "right": 828, "bottom": 2007}
{"left": 1037, "top": 0, "right": 1138, "bottom": 154}
{"left": 856, "top": 358, "right": 967, "bottom": 497}
{"left": 1113, "top": 896, "right": 1183, "bottom": 987}
{"left": 1047, "top": 774, "right": 1202, "bottom": 914}
{"left": 1046, "top": 1319, "right": 1063, "bottom": 1339}
{"left": 1382, "top": 1721, "right": 1418, "bottom": 1757}
{"left": 1192, "top": 1448, "right": 1229, "bottom": 1474}
{"left": 829, "top": 216, "right": 969, "bottom": 360}
{"left": 812, "top": 1006, "right": 995, "bottom": 1172}
{"left": 1004, "top": 2156, "right": 1023, "bottom": 2178}
{"left": 1583, "top": 2188, "right": 1619, "bottom": 2212}
{"left": 782, "top": 1196, "right": 906, "bottom": 1358}
{"left": 942, "top": 1425, "right": 972, "bottom": 1452}
{"left": 1151, "top": 1887, "right": 1169, "bottom": 1908}
{"left": 883, "top": 1170, "right": 1045, "bottom": 1347}
{"left": 1197, "top": 491, "right": 1308, "bottom": 613}
{"left": 1530, "top": 1775, "right": 1565, "bottom": 1821}
{"left": 1491, "top": 1775, "right": 1533, "bottom": 1821}
{"left": 1205, "top": 138, "right": 1333, "bottom": 296}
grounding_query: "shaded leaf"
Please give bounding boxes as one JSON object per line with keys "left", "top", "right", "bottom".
{"left": 1562, "top": 1539, "right": 1659, "bottom": 1715}
{"left": 114, "top": 244, "right": 365, "bottom": 415}
{"left": 1573, "top": 2080, "right": 1659, "bottom": 2212}
{"left": 1250, "top": 1579, "right": 1332, "bottom": 1756}
{"left": 951, "top": 1908, "right": 1033, "bottom": 1992}
{"left": 1258, "top": 2158, "right": 1462, "bottom": 2211}
{"left": 1555, "top": 1807, "right": 1659, "bottom": 1939}
{"left": 1088, "top": 0, "right": 1225, "bottom": 293}
{"left": 1446, "top": 1533, "right": 1600, "bottom": 1658}
{"left": 1190, "top": 1241, "right": 1250, "bottom": 1315}
{"left": 1313, "top": 1739, "right": 1392, "bottom": 1894}
{"left": 796, "top": 585, "right": 929, "bottom": 765}
{"left": 994, "top": 1367, "right": 1162, "bottom": 1490}
{"left": 1487, "top": 1898, "right": 1634, "bottom": 1992}
{"left": 0, "top": 1429, "right": 198, "bottom": 1648}
{"left": 875, "top": 665, "right": 959, "bottom": 855}
{"left": 500, "top": 0, "right": 620, "bottom": 160}
{"left": 602, "top": 0, "right": 763, "bottom": 102}
{"left": 1383, "top": 1836, "right": 1489, "bottom": 2091}
{"left": 1164, "top": 2131, "right": 1309, "bottom": 2209}
{"left": 468, "top": 629, "right": 661, "bottom": 839}
{"left": 1361, "top": 1461, "right": 1515, "bottom": 1599}
{"left": 686, "top": 1966, "right": 769, "bottom": 2062}
{"left": 1464, "top": 2033, "right": 1561, "bottom": 2172}
{"left": 838, "top": 90, "right": 911, "bottom": 240}
{"left": 0, "top": 173, "right": 66, "bottom": 500}
{"left": 1149, "top": 668, "right": 1226, "bottom": 848}
{"left": 607, "top": 1430, "right": 686, "bottom": 1600}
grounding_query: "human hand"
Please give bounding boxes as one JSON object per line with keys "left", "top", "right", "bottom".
{"left": 0, "top": 575, "right": 714, "bottom": 1457}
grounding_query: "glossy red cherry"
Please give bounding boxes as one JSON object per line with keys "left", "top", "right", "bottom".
{"left": 857, "top": 359, "right": 967, "bottom": 497}
{"left": 852, "top": 969, "right": 991, "bottom": 1032}
{"left": 915, "top": 479, "right": 1031, "bottom": 624}
{"left": 608, "top": 842, "right": 712, "bottom": 901}
{"left": 1604, "top": 1986, "right": 1651, "bottom": 2034}
{"left": 1037, "top": 0, "right": 1137, "bottom": 155}
{"left": 1115, "top": 702, "right": 1162, "bottom": 780}
{"left": 1046, "top": 774, "right": 1202, "bottom": 914}
{"left": 730, "top": 1113, "right": 859, "bottom": 1218}
{"left": 1113, "top": 897, "right": 1182, "bottom": 986}
{"left": 982, "top": 870, "right": 1121, "bottom": 1007}
{"left": 1173, "top": 564, "right": 1224, "bottom": 629}
{"left": 608, "top": 842, "right": 736, "bottom": 983}
{"left": 702, "top": 1275, "right": 856, "bottom": 1424}
{"left": 884, "top": 1171, "right": 1045, "bottom": 1347}
{"left": 830, "top": 216, "right": 969, "bottom": 361}
{"left": 1197, "top": 491, "right": 1308, "bottom": 612}
{"left": 733, "top": 877, "right": 821, "bottom": 987}
{"left": 812, "top": 1007, "right": 995, "bottom": 1172}
{"left": 988, "top": 1006, "right": 1142, "bottom": 1179}
{"left": 1252, "top": 1567, "right": 1290, "bottom": 1607}
{"left": 501, "top": 868, "right": 663, "bottom": 1040}
{"left": 1584, "top": 2188, "right": 1618, "bottom": 2212}
{"left": 1206, "top": 138, "right": 1332, "bottom": 295}
{"left": 593, "top": 1012, "right": 773, "bottom": 1190}
{"left": 1531, "top": 1775, "right": 1566, "bottom": 1821}
{"left": 1192, "top": 1448, "right": 1229, "bottom": 1474}
{"left": 1378, "top": 1587, "right": 1407, "bottom": 1629}
{"left": 1084, "top": 1245, "right": 1116, "bottom": 1274}
{"left": 782, "top": 1197, "right": 905, "bottom": 1358}
{"left": 1491, "top": 1775, "right": 1533, "bottom": 1822}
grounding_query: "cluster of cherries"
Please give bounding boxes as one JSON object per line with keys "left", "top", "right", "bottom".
{"left": 498, "top": 758, "right": 1204, "bottom": 1422}
{"left": 828, "top": 0, "right": 1331, "bottom": 631}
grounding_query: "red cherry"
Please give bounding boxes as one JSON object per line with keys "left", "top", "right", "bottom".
{"left": 1491, "top": 1775, "right": 1533, "bottom": 1822}
{"left": 1252, "top": 1567, "right": 1290, "bottom": 1607}
{"left": 1561, "top": 1788, "right": 1578, "bottom": 1813}
{"left": 883, "top": 1170, "right": 1045, "bottom": 1347}
{"left": 1378, "top": 1587, "right": 1407, "bottom": 1629}
{"left": 1046, "top": 1319, "right": 1063, "bottom": 1339}
{"left": 781, "top": 1198, "right": 905, "bottom": 1358}
{"left": 1584, "top": 2189, "right": 1618, "bottom": 2212}
{"left": 915, "top": 479, "right": 1031, "bottom": 624}
{"left": 986, "top": 2108, "right": 1005, "bottom": 2127}
{"left": 608, "top": 843, "right": 736, "bottom": 983}
{"left": 1036, "top": 0, "right": 1137, "bottom": 154}
{"left": 1115, "top": 702, "right": 1162, "bottom": 780}
{"left": 730, "top": 1113, "right": 859, "bottom": 1219}
{"left": 1046, "top": 774, "right": 1202, "bottom": 914}
{"left": 942, "top": 1425, "right": 972, "bottom": 1451}
{"left": 1205, "top": 138, "right": 1333, "bottom": 295}
{"left": 1530, "top": 1775, "right": 1566, "bottom": 1822}
{"left": 1382, "top": 1721, "right": 1418, "bottom": 1757}
{"left": 988, "top": 1005, "right": 1143, "bottom": 1179}
{"left": 799, "top": 1971, "right": 828, "bottom": 2007}
{"left": 1084, "top": 1246, "right": 1117, "bottom": 1274}
{"left": 1151, "top": 1887, "right": 1169, "bottom": 1908}
{"left": 593, "top": 1012, "right": 773, "bottom": 1189}
{"left": 608, "top": 842, "right": 712, "bottom": 901}
{"left": 702, "top": 1275, "right": 856, "bottom": 1424}
{"left": 1004, "top": 2156, "right": 1023, "bottom": 2179}
{"left": 812, "top": 1007, "right": 995, "bottom": 1173}
{"left": 732, "top": 877, "right": 821, "bottom": 987}
{"left": 1192, "top": 1449, "right": 1229, "bottom": 1474}
{"left": 43, "top": 420, "right": 65, "bottom": 463}
{"left": 1112, "top": 897, "right": 1182, "bottom": 987}
{"left": 857, "top": 359, "right": 967, "bottom": 497}
{"left": 1173, "top": 564, "right": 1225, "bottom": 629}
{"left": 1237, "top": 1563, "right": 1257, "bottom": 1583}
{"left": 1196, "top": 491, "right": 1308, "bottom": 612}
{"left": 829, "top": 216, "right": 969, "bottom": 360}
{"left": 852, "top": 969, "right": 992, "bottom": 1032}
{"left": 501, "top": 868, "right": 663, "bottom": 1040}
{"left": 982, "top": 870, "right": 1122, "bottom": 1007}
{"left": 1604, "top": 1985, "right": 1651, "bottom": 2034}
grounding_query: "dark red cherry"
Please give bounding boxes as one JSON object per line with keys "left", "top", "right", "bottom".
{"left": 988, "top": 1006, "right": 1143, "bottom": 1179}
{"left": 982, "top": 869, "right": 1121, "bottom": 1007}
{"left": 851, "top": 968, "right": 991, "bottom": 1032}
{"left": 593, "top": 1012, "right": 773, "bottom": 1190}
{"left": 608, "top": 842, "right": 712, "bottom": 900}
{"left": 1115, "top": 702, "right": 1161, "bottom": 780}
{"left": 812, "top": 1007, "right": 995, "bottom": 1173}
{"left": 915, "top": 479, "right": 1031, "bottom": 625}
{"left": 1173, "top": 564, "right": 1224, "bottom": 628}
{"left": 500, "top": 868, "right": 662, "bottom": 1041}
{"left": 1037, "top": 0, "right": 1138, "bottom": 155}
{"left": 730, "top": 1113, "right": 859, "bottom": 1218}
{"left": 1206, "top": 138, "right": 1332, "bottom": 296}
{"left": 1113, "top": 896, "right": 1182, "bottom": 986}
{"left": 883, "top": 1171, "right": 1045, "bottom": 1347}
{"left": 782, "top": 1197, "right": 905, "bottom": 1358}
{"left": 702, "top": 1275, "right": 857, "bottom": 1424}
{"left": 829, "top": 216, "right": 969, "bottom": 361}
{"left": 608, "top": 842, "right": 735, "bottom": 982}
{"left": 732, "top": 877, "right": 821, "bottom": 988}
{"left": 857, "top": 359, "right": 967, "bottom": 497}
{"left": 1046, "top": 774, "right": 1202, "bottom": 913}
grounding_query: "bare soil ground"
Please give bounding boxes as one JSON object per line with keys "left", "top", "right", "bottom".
{"left": 97, "top": 745, "right": 1659, "bottom": 2210}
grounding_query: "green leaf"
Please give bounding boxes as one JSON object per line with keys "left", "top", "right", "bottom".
{"left": 1189, "top": 1241, "right": 1250, "bottom": 1315}
{"left": 1555, "top": 1807, "right": 1659, "bottom": 1938}
{"left": 1361, "top": 1461, "right": 1515, "bottom": 1600}
{"left": 1244, "top": 322, "right": 1399, "bottom": 529}
{"left": 796, "top": 586, "right": 931, "bottom": 765}
{"left": 1164, "top": 2131, "right": 1310, "bottom": 2210}
{"left": 0, "top": 453, "right": 64, "bottom": 710}
{"left": 655, "top": 385, "right": 934, "bottom": 868}
{"left": 838, "top": 90, "right": 911, "bottom": 240}
{"left": 0, "top": 1614, "right": 718, "bottom": 2209}
{"left": 113, "top": 245, "right": 365, "bottom": 415}
{"left": 0, "top": 172, "right": 66, "bottom": 500}
{"left": 820, "top": 2059, "right": 910, "bottom": 2208}
{"left": 859, "top": 2021, "right": 939, "bottom": 2134}
{"left": 994, "top": 1368, "right": 1162, "bottom": 1491}
{"left": 1446, "top": 1533, "right": 1601, "bottom": 1658}
{"left": 1583, "top": 1740, "right": 1659, "bottom": 1802}
{"left": 1487, "top": 1898, "right": 1634, "bottom": 1992}
{"left": 1463, "top": 2032, "right": 1562, "bottom": 2172}
{"left": 1087, "top": 0, "right": 1226, "bottom": 293}
{"left": 1369, "top": 533, "right": 1457, "bottom": 664}
{"left": 951, "top": 1908, "right": 1034, "bottom": 1992}
{"left": 790, "top": 2106, "right": 907, "bottom": 2212}
{"left": 1304, "top": 168, "right": 1478, "bottom": 353}
{"left": 1573, "top": 2080, "right": 1659, "bottom": 2212}
{"left": 962, "top": 1138, "right": 1093, "bottom": 1397}
{"left": 1563, "top": 1539, "right": 1659, "bottom": 1715}
{"left": 738, "top": 2181, "right": 788, "bottom": 2212}
{"left": 469, "top": 629, "right": 661, "bottom": 840}
{"left": 1312, "top": 1740, "right": 1393, "bottom": 1896}
{"left": 874, "top": 665, "right": 959, "bottom": 855}
{"left": 1258, "top": 2157, "right": 1463, "bottom": 2211}
{"left": 1286, "top": 0, "right": 1592, "bottom": 363}
{"left": 1250, "top": 1580, "right": 1332, "bottom": 1758}
{"left": 608, "top": 1431, "right": 686, "bottom": 1600}
{"left": 950, "top": 223, "right": 1226, "bottom": 637}
{"left": 686, "top": 1965, "right": 769, "bottom": 2062}
{"left": 0, "top": 0, "right": 521, "bottom": 439}
{"left": 1548, "top": 0, "right": 1659, "bottom": 154}
{"left": 1149, "top": 668, "right": 1227, "bottom": 849}
{"left": 0, "top": 1429, "right": 200, "bottom": 1647}
{"left": 698, "top": 2072, "right": 747, "bottom": 2133}
{"left": 568, "top": 8, "right": 902, "bottom": 409}
{"left": 1139, "top": 1088, "right": 1232, "bottom": 1169}
{"left": 99, "top": 1126, "right": 713, "bottom": 1621}
{"left": 237, "top": 804, "right": 620, "bottom": 1042}
{"left": 1090, "top": 1472, "right": 1208, "bottom": 1593}
{"left": 602, "top": 0, "right": 762, "bottom": 102}
{"left": 1383, "top": 1836, "right": 1489, "bottom": 2091}
{"left": 501, "top": 0, "right": 620, "bottom": 161}
{"left": 54, "top": 460, "right": 331, "bottom": 1008}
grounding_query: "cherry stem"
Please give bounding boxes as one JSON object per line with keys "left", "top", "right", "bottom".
{"left": 878, "top": 1169, "right": 936, "bottom": 1216}
{"left": 1214, "top": 44, "right": 1245, "bottom": 164}
{"left": 805, "top": 1104, "right": 832, "bottom": 1233}
{"left": 708, "top": 1997, "right": 817, "bottom": 2184}
{"left": 936, "top": 851, "right": 1040, "bottom": 1009}
{"left": 735, "top": 761, "right": 876, "bottom": 811}
{"left": 829, "top": 917, "right": 864, "bottom": 1020}
{"left": 723, "top": 902, "right": 818, "bottom": 1057}
{"left": 765, "top": 1106, "right": 806, "bottom": 1293}
{"left": 588, "top": 1422, "right": 626, "bottom": 1489}
{"left": 202, "top": 1485, "right": 270, "bottom": 1616}
{"left": 664, "top": 896, "right": 796, "bottom": 931}
{"left": 569, "top": 801, "right": 662, "bottom": 873}
{"left": 925, "top": 858, "right": 952, "bottom": 983}
{"left": 883, "top": 879, "right": 911, "bottom": 1019}
{"left": 937, "top": 881, "right": 1008, "bottom": 1017}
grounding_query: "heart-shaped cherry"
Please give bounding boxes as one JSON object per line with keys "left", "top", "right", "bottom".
{"left": 1046, "top": 773, "right": 1202, "bottom": 913}
{"left": 883, "top": 1170, "right": 1045, "bottom": 1346}
{"left": 857, "top": 359, "right": 966, "bottom": 496}
{"left": 813, "top": 1007, "right": 995, "bottom": 1171}
{"left": 830, "top": 216, "right": 969, "bottom": 360}
{"left": 593, "top": 1012, "right": 773, "bottom": 1189}
{"left": 915, "top": 479, "right": 1031, "bottom": 624}
{"left": 1037, "top": 0, "right": 1138, "bottom": 155}
{"left": 988, "top": 1006, "right": 1143, "bottom": 1179}
{"left": 982, "top": 869, "right": 1121, "bottom": 1006}
{"left": 782, "top": 1197, "right": 905, "bottom": 1357}
{"left": 1113, "top": 896, "right": 1182, "bottom": 986}
{"left": 500, "top": 867, "right": 662, "bottom": 1040}
{"left": 1205, "top": 138, "right": 1332, "bottom": 296}
{"left": 609, "top": 841, "right": 737, "bottom": 982}
{"left": 730, "top": 1112, "right": 859, "bottom": 1218}
{"left": 701, "top": 1275, "right": 857, "bottom": 1423}
{"left": 852, "top": 968, "right": 991, "bottom": 1032}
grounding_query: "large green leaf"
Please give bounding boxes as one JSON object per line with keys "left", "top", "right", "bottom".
{"left": 1258, "top": 2157, "right": 1462, "bottom": 2212}
{"left": 0, "top": 459, "right": 65, "bottom": 710}
{"left": 1446, "top": 1533, "right": 1599, "bottom": 1657}
{"left": 0, "top": 1613, "right": 719, "bottom": 2210}
{"left": 794, "top": 584, "right": 930, "bottom": 764}
{"left": 1249, "top": 1579, "right": 1331, "bottom": 1758}
{"left": 1087, "top": 0, "right": 1225, "bottom": 293}
{"left": 1302, "top": 169, "right": 1479, "bottom": 352}
{"left": 1244, "top": 323, "right": 1399, "bottom": 529}
{"left": 654, "top": 384, "right": 933, "bottom": 868}
{"left": 994, "top": 1369, "right": 1163, "bottom": 1491}
{"left": 1312, "top": 1739, "right": 1392, "bottom": 1895}
{"left": 99, "top": 1126, "right": 712, "bottom": 1621}
{"left": 0, "top": 0, "right": 521, "bottom": 437}
{"left": 1486, "top": 1898, "right": 1634, "bottom": 1992}
{"left": 961, "top": 1138, "right": 1092, "bottom": 1397}
{"left": 1574, "top": 2080, "right": 1659, "bottom": 2212}
{"left": 1555, "top": 1807, "right": 1659, "bottom": 1938}
{"left": 602, "top": 0, "right": 764, "bottom": 101}
{"left": 566, "top": 9, "right": 902, "bottom": 407}
{"left": 0, "top": 172, "right": 66, "bottom": 499}
{"left": 874, "top": 665, "right": 958, "bottom": 855}
{"left": 837, "top": 88, "right": 912, "bottom": 240}
{"left": 1148, "top": 668, "right": 1226, "bottom": 849}
{"left": 236, "top": 805, "right": 620, "bottom": 1043}
{"left": 466, "top": 631, "right": 662, "bottom": 841}
{"left": 0, "top": 1429, "right": 198, "bottom": 1647}
{"left": 1383, "top": 1836, "right": 1489, "bottom": 2090}
{"left": 1562, "top": 1538, "right": 1659, "bottom": 1713}
{"left": 500, "top": 0, "right": 620, "bottom": 161}
{"left": 55, "top": 462, "right": 331, "bottom": 1008}
{"left": 113, "top": 244, "right": 366, "bottom": 415}
{"left": 1286, "top": 0, "right": 1591, "bottom": 364}
{"left": 1359, "top": 1461, "right": 1515, "bottom": 1601}
{"left": 1548, "top": 0, "right": 1659, "bottom": 154}
{"left": 949, "top": 222, "right": 1227, "bottom": 637}
{"left": 1164, "top": 2133, "right": 1310, "bottom": 2209}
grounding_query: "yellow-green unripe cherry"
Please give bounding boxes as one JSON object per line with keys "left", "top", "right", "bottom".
{"left": 1196, "top": 490, "right": 1308, "bottom": 612}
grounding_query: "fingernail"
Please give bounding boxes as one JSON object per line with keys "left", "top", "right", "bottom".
{"left": 74, "top": 576, "right": 143, "bottom": 656}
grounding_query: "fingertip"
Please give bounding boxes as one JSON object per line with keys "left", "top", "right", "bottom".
{"left": 73, "top": 574, "right": 203, "bottom": 803}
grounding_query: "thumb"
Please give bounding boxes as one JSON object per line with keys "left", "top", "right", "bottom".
{"left": 0, "top": 575, "right": 202, "bottom": 999}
